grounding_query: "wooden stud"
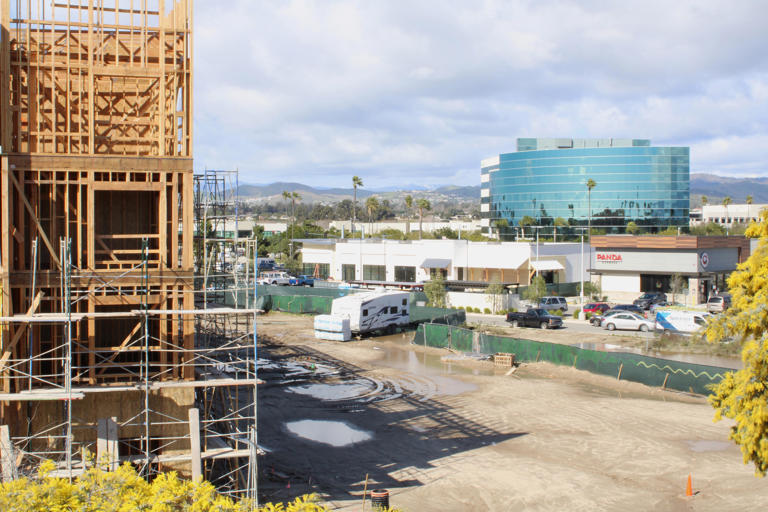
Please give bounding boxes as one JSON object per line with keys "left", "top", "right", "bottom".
{"left": 96, "top": 417, "right": 119, "bottom": 471}
{"left": 188, "top": 408, "right": 201, "bottom": 480}
{"left": 617, "top": 363, "right": 624, "bottom": 380}
{"left": 0, "top": 425, "right": 17, "bottom": 482}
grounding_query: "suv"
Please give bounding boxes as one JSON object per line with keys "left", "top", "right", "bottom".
{"left": 257, "top": 271, "right": 292, "bottom": 285}
{"left": 633, "top": 292, "right": 667, "bottom": 310}
{"left": 706, "top": 295, "right": 731, "bottom": 313}
{"left": 537, "top": 296, "right": 568, "bottom": 314}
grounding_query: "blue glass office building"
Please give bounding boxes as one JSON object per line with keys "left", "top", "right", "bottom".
{"left": 481, "top": 138, "right": 689, "bottom": 236}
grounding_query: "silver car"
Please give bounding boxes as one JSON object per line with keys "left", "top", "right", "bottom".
{"left": 706, "top": 295, "right": 731, "bottom": 314}
{"left": 601, "top": 312, "right": 655, "bottom": 332}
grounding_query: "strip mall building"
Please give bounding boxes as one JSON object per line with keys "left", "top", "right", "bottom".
{"left": 590, "top": 235, "right": 750, "bottom": 304}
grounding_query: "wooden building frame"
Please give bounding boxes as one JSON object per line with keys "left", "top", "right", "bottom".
{"left": 0, "top": 1, "right": 258, "bottom": 498}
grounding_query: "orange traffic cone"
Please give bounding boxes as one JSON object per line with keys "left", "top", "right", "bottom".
{"left": 685, "top": 474, "right": 693, "bottom": 497}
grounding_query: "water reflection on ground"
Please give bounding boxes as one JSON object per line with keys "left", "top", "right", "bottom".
{"left": 285, "top": 419, "right": 372, "bottom": 447}
{"left": 570, "top": 342, "right": 741, "bottom": 370}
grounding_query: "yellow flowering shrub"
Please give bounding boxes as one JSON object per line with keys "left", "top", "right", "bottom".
{"left": 706, "top": 209, "right": 768, "bottom": 475}
{"left": 0, "top": 461, "right": 332, "bottom": 512}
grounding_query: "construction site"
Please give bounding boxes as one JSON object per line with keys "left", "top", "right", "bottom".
{"left": 0, "top": 0, "right": 258, "bottom": 499}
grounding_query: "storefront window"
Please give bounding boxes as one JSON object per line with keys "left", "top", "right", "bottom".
{"left": 342, "top": 264, "right": 356, "bottom": 282}
{"left": 394, "top": 266, "right": 416, "bottom": 282}
{"left": 301, "top": 263, "right": 330, "bottom": 279}
{"left": 363, "top": 265, "right": 386, "bottom": 281}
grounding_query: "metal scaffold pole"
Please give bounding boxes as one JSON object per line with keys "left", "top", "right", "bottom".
{"left": 62, "top": 239, "right": 73, "bottom": 480}
{"left": 142, "top": 237, "right": 151, "bottom": 476}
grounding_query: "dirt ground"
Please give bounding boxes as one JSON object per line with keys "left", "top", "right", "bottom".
{"left": 257, "top": 312, "right": 765, "bottom": 511}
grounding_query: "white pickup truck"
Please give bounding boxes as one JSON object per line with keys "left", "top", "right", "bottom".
{"left": 257, "top": 271, "right": 292, "bottom": 285}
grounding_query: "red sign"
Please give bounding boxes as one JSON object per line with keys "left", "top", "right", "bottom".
{"left": 597, "top": 253, "right": 623, "bottom": 262}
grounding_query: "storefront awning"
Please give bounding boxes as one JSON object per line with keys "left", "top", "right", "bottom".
{"left": 530, "top": 260, "right": 564, "bottom": 272}
{"left": 421, "top": 258, "right": 452, "bottom": 269}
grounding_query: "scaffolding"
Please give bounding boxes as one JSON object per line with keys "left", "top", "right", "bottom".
{"left": 0, "top": 0, "right": 259, "bottom": 502}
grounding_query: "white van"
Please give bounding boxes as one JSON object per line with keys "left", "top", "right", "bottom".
{"left": 654, "top": 310, "right": 710, "bottom": 335}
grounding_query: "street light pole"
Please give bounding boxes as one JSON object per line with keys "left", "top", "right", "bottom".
{"left": 576, "top": 227, "right": 587, "bottom": 320}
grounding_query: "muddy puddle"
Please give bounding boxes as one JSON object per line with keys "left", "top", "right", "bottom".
{"left": 285, "top": 419, "right": 372, "bottom": 447}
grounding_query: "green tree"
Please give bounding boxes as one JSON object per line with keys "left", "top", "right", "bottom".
{"left": 486, "top": 277, "right": 505, "bottom": 313}
{"left": 626, "top": 221, "right": 639, "bottom": 235}
{"left": 523, "top": 275, "right": 547, "bottom": 304}
{"left": 416, "top": 198, "right": 431, "bottom": 240}
{"left": 746, "top": 195, "right": 753, "bottom": 205}
{"left": 433, "top": 226, "right": 458, "bottom": 239}
{"left": 352, "top": 175, "right": 363, "bottom": 234}
{"left": 424, "top": 271, "right": 447, "bottom": 308}
{"left": 701, "top": 195, "right": 708, "bottom": 206}
{"left": 705, "top": 209, "right": 768, "bottom": 475}
{"left": 379, "top": 228, "right": 406, "bottom": 240}
{"left": 252, "top": 225, "right": 270, "bottom": 257}
{"left": 583, "top": 281, "right": 601, "bottom": 300}
{"left": 465, "top": 230, "right": 491, "bottom": 241}
{"left": 669, "top": 273, "right": 686, "bottom": 304}
{"left": 659, "top": 226, "right": 679, "bottom": 235}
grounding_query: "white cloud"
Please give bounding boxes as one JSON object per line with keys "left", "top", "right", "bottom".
{"left": 194, "top": 0, "right": 768, "bottom": 187}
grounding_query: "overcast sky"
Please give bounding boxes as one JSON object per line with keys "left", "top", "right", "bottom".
{"left": 194, "top": 0, "right": 768, "bottom": 189}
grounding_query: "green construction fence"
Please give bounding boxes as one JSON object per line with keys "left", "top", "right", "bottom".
{"left": 242, "top": 286, "right": 464, "bottom": 325}
{"left": 413, "top": 323, "right": 733, "bottom": 396}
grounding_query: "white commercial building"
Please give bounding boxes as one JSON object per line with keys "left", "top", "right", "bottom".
{"left": 692, "top": 203, "right": 768, "bottom": 228}
{"left": 590, "top": 235, "right": 750, "bottom": 304}
{"left": 299, "top": 239, "right": 588, "bottom": 287}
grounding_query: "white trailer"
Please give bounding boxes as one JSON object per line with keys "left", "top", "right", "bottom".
{"left": 654, "top": 310, "right": 710, "bottom": 335}
{"left": 329, "top": 290, "right": 410, "bottom": 335}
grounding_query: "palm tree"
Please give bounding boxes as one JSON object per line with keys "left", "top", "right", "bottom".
{"left": 701, "top": 195, "right": 708, "bottom": 206}
{"left": 416, "top": 198, "right": 431, "bottom": 240}
{"left": 365, "top": 196, "right": 380, "bottom": 236}
{"left": 586, "top": 179, "right": 597, "bottom": 239}
{"left": 352, "top": 176, "right": 363, "bottom": 235}
{"left": 404, "top": 194, "right": 413, "bottom": 234}
{"left": 283, "top": 190, "right": 301, "bottom": 258}
{"left": 746, "top": 195, "right": 753, "bottom": 205}
{"left": 723, "top": 196, "right": 732, "bottom": 232}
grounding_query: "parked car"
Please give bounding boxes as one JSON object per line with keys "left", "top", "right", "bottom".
{"left": 589, "top": 309, "right": 624, "bottom": 327}
{"left": 290, "top": 275, "right": 315, "bottom": 287}
{"left": 706, "top": 295, "right": 731, "bottom": 314}
{"left": 582, "top": 302, "right": 610, "bottom": 315}
{"left": 257, "top": 271, "right": 292, "bottom": 285}
{"left": 537, "top": 296, "right": 569, "bottom": 313}
{"left": 610, "top": 304, "right": 646, "bottom": 316}
{"left": 506, "top": 308, "right": 563, "bottom": 329}
{"left": 633, "top": 292, "right": 667, "bottom": 310}
{"left": 601, "top": 312, "right": 655, "bottom": 332}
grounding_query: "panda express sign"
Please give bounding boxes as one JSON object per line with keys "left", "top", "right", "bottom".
{"left": 596, "top": 252, "right": 623, "bottom": 263}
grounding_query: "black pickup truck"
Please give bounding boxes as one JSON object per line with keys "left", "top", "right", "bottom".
{"left": 506, "top": 308, "right": 564, "bottom": 329}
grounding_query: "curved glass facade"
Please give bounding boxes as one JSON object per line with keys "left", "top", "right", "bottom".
{"left": 481, "top": 141, "right": 689, "bottom": 235}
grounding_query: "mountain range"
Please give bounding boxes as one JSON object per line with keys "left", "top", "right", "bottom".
{"left": 237, "top": 174, "right": 768, "bottom": 205}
